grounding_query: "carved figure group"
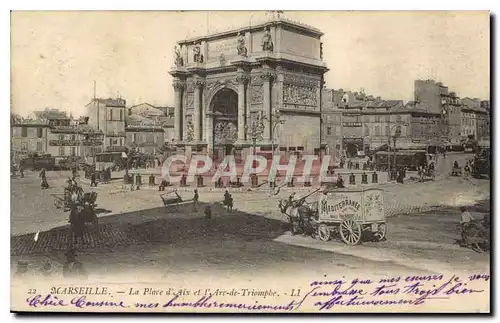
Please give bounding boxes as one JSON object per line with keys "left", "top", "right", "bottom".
{"left": 186, "top": 120, "right": 194, "bottom": 142}
{"left": 283, "top": 84, "right": 317, "bottom": 106}
{"left": 261, "top": 27, "right": 274, "bottom": 52}
{"left": 236, "top": 32, "right": 248, "bottom": 56}
{"left": 193, "top": 42, "right": 204, "bottom": 63}
{"left": 174, "top": 46, "right": 184, "bottom": 67}
{"left": 214, "top": 121, "right": 237, "bottom": 144}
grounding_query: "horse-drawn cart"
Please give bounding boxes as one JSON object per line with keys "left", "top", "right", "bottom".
{"left": 279, "top": 187, "right": 386, "bottom": 245}
{"left": 52, "top": 193, "right": 70, "bottom": 210}
{"left": 315, "top": 188, "right": 386, "bottom": 244}
{"left": 160, "top": 190, "right": 193, "bottom": 212}
{"left": 418, "top": 168, "right": 436, "bottom": 182}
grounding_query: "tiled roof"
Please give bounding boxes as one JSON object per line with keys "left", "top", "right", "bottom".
{"left": 34, "top": 109, "right": 68, "bottom": 120}
{"left": 126, "top": 114, "right": 155, "bottom": 125}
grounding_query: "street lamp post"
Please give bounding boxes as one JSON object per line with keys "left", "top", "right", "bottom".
{"left": 387, "top": 123, "right": 403, "bottom": 180}
{"left": 441, "top": 108, "right": 448, "bottom": 155}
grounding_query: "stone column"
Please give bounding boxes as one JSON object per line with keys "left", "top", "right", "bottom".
{"left": 193, "top": 80, "right": 205, "bottom": 142}
{"left": 261, "top": 69, "right": 274, "bottom": 141}
{"left": 206, "top": 114, "right": 213, "bottom": 156}
{"left": 236, "top": 73, "right": 249, "bottom": 142}
{"left": 173, "top": 79, "right": 184, "bottom": 142}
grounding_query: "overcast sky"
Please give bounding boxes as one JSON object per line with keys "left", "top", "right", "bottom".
{"left": 11, "top": 11, "right": 489, "bottom": 117}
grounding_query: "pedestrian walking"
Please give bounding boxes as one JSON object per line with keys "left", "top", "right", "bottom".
{"left": 19, "top": 164, "right": 24, "bottom": 178}
{"left": 90, "top": 170, "right": 97, "bottom": 187}
{"left": 464, "top": 162, "right": 471, "bottom": 177}
{"left": 63, "top": 249, "right": 87, "bottom": 279}
{"left": 204, "top": 205, "right": 212, "bottom": 221}
{"left": 460, "top": 206, "right": 474, "bottom": 246}
{"left": 39, "top": 168, "right": 49, "bottom": 189}
{"left": 193, "top": 189, "right": 199, "bottom": 212}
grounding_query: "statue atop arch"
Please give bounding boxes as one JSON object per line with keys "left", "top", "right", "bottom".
{"left": 261, "top": 27, "right": 274, "bottom": 52}
{"left": 236, "top": 32, "right": 248, "bottom": 56}
{"left": 174, "top": 46, "right": 183, "bottom": 67}
{"left": 193, "top": 42, "right": 204, "bottom": 63}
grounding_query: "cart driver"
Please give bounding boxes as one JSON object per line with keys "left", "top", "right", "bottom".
{"left": 453, "top": 161, "right": 459, "bottom": 169}
{"left": 460, "top": 206, "right": 474, "bottom": 244}
{"left": 292, "top": 193, "right": 304, "bottom": 208}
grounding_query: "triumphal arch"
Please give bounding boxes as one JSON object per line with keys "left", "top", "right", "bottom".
{"left": 169, "top": 16, "right": 328, "bottom": 161}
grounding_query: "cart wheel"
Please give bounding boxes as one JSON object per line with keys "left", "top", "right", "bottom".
{"left": 373, "top": 223, "right": 387, "bottom": 241}
{"left": 54, "top": 199, "right": 63, "bottom": 209}
{"left": 317, "top": 224, "right": 331, "bottom": 242}
{"left": 340, "top": 220, "right": 362, "bottom": 245}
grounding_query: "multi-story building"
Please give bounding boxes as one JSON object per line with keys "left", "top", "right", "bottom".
{"left": 44, "top": 113, "right": 103, "bottom": 160}
{"left": 414, "top": 79, "right": 466, "bottom": 145}
{"left": 461, "top": 97, "right": 489, "bottom": 141}
{"left": 321, "top": 88, "right": 343, "bottom": 160}
{"left": 333, "top": 91, "right": 405, "bottom": 157}
{"left": 125, "top": 124, "right": 165, "bottom": 155}
{"left": 480, "top": 100, "right": 490, "bottom": 139}
{"left": 86, "top": 97, "right": 127, "bottom": 152}
{"left": 125, "top": 109, "right": 165, "bottom": 155}
{"left": 446, "top": 92, "right": 463, "bottom": 146}
{"left": 11, "top": 118, "right": 50, "bottom": 160}
{"left": 414, "top": 79, "right": 449, "bottom": 115}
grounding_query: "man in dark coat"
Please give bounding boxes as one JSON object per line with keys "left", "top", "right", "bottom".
{"left": 193, "top": 189, "right": 199, "bottom": 212}
{"left": 90, "top": 170, "right": 97, "bottom": 187}
{"left": 39, "top": 168, "right": 48, "bottom": 189}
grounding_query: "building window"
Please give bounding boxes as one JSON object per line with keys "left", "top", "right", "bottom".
{"left": 59, "top": 146, "right": 65, "bottom": 156}
{"left": 375, "top": 126, "right": 381, "bottom": 136}
{"left": 71, "top": 134, "right": 76, "bottom": 141}
{"left": 132, "top": 133, "right": 137, "bottom": 143}
{"left": 364, "top": 125, "right": 370, "bottom": 136}
{"left": 119, "top": 138, "right": 123, "bottom": 146}
{"left": 326, "top": 127, "right": 332, "bottom": 136}
{"left": 71, "top": 147, "right": 76, "bottom": 156}
{"left": 59, "top": 135, "right": 64, "bottom": 140}
{"left": 21, "top": 142, "right": 28, "bottom": 151}
{"left": 396, "top": 115, "right": 402, "bottom": 122}
{"left": 36, "top": 142, "right": 42, "bottom": 151}
{"left": 120, "top": 109, "right": 123, "bottom": 121}
{"left": 375, "top": 115, "right": 381, "bottom": 122}
{"left": 21, "top": 127, "right": 27, "bottom": 137}
{"left": 110, "top": 109, "right": 113, "bottom": 121}
{"left": 37, "top": 128, "right": 43, "bottom": 138}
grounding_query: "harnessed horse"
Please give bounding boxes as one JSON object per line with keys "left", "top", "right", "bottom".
{"left": 278, "top": 198, "right": 317, "bottom": 235}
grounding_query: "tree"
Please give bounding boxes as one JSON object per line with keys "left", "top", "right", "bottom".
{"left": 10, "top": 113, "right": 22, "bottom": 125}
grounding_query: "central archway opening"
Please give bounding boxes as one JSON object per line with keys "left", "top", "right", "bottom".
{"left": 210, "top": 88, "right": 238, "bottom": 162}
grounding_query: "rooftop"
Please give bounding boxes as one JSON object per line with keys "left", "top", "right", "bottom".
{"left": 86, "top": 97, "right": 126, "bottom": 107}
{"left": 179, "top": 15, "right": 323, "bottom": 45}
